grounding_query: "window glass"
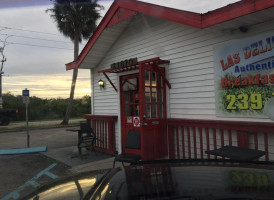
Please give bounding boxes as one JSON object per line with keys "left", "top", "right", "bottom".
{"left": 151, "top": 88, "right": 157, "bottom": 103}
{"left": 145, "top": 87, "right": 151, "bottom": 103}
{"left": 129, "top": 92, "right": 134, "bottom": 103}
{"left": 151, "top": 72, "right": 156, "bottom": 86}
{"left": 145, "top": 104, "right": 151, "bottom": 119}
{"left": 125, "top": 105, "right": 129, "bottom": 116}
{"left": 135, "top": 104, "right": 139, "bottom": 116}
{"left": 158, "top": 104, "right": 163, "bottom": 119}
{"left": 122, "top": 78, "right": 138, "bottom": 91}
{"left": 130, "top": 105, "right": 134, "bottom": 116}
{"left": 124, "top": 93, "right": 129, "bottom": 104}
{"left": 145, "top": 70, "right": 150, "bottom": 86}
{"left": 157, "top": 73, "right": 162, "bottom": 87}
{"left": 152, "top": 104, "right": 157, "bottom": 119}
{"left": 158, "top": 88, "right": 163, "bottom": 103}
{"left": 33, "top": 181, "right": 80, "bottom": 200}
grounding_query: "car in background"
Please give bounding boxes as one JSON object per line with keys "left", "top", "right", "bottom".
{"left": 0, "top": 109, "right": 18, "bottom": 125}
{"left": 21, "top": 159, "right": 274, "bottom": 200}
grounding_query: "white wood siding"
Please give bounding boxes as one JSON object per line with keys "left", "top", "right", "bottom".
{"left": 91, "top": 14, "right": 274, "bottom": 152}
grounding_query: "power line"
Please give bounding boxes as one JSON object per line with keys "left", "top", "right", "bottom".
{"left": 0, "top": 33, "right": 71, "bottom": 44}
{"left": 7, "top": 42, "right": 73, "bottom": 50}
{"left": 0, "top": 25, "right": 62, "bottom": 36}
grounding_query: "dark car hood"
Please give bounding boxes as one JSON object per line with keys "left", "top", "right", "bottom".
{"left": 22, "top": 160, "right": 274, "bottom": 200}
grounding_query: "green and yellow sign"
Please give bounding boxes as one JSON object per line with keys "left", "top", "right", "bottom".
{"left": 214, "top": 32, "right": 274, "bottom": 120}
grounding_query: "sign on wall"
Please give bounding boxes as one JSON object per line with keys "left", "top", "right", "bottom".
{"left": 110, "top": 58, "right": 138, "bottom": 71}
{"left": 214, "top": 32, "right": 274, "bottom": 120}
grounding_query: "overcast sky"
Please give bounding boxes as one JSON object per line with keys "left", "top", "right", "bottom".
{"left": 0, "top": 0, "right": 240, "bottom": 98}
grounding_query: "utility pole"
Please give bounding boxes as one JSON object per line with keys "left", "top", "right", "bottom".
{"left": 0, "top": 48, "right": 6, "bottom": 109}
{"left": 0, "top": 36, "right": 10, "bottom": 109}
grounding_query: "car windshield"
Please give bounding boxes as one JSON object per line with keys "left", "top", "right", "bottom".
{"left": 22, "top": 160, "right": 274, "bottom": 199}
{"left": 0, "top": 0, "right": 274, "bottom": 200}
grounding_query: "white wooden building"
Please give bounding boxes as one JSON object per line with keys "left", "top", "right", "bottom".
{"left": 67, "top": 0, "right": 274, "bottom": 161}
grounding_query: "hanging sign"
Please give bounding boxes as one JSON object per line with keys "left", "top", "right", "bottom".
{"left": 110, "top": 58, "right": 138, "bottom": 71}
{"left": 214, "top": 32, "right": 274, "bottom": 119}
{"left": 133, "top": 116, "right": 141, "bottom": 127}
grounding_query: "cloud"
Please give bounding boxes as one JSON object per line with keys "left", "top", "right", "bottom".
{"left": 2, "top": 73, "right": 91, "bottom": 98}
{"left": 0, "top": 0, "right": 51, "bottom": 9}
{"left": 0, "top": 1, "right": 113, "bottom": 98}
{"left": 138, "top": 0, "right": 241, "bottom": 13}
{"left": 0, "top": 5, "right": 74, "bottom": 75}
{"left": 0, "top": 0, "right": 240, "bottom": 98}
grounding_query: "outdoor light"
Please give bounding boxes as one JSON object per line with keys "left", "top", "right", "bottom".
{"left": 98, "top": 79, "right": 104, "bottom": 89}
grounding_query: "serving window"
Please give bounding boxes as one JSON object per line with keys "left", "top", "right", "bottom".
{"left": 122, "top": 78, "right": 138, "bottom": 91}
{"left": 122, "top": 77, "right": 139, "bottom": 118}
{"left": 144, "top": 70, "right": 164, "bottom": 120}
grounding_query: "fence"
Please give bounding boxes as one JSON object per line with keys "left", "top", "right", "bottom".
{"left": 167, "top": 119, "right": 274, "bottom": 161}
{"left": 84, "top": 114, "right": 118, "bottom": 155}
{"left": 83, "top": 115, "right": 274, "bottom": 160}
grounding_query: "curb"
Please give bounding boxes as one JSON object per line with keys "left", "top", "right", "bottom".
{"left": 0, "top": 146, "right": 47, "bottom": 155}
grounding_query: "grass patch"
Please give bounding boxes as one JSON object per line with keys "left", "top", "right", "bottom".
{"left": 0, "top": 118, "right": 82, "bottom": 133}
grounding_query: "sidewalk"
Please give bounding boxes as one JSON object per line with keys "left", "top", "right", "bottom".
{"left": 41, "top": 145, "right": 122, "bottom": 172}
{"left": 44, "top": 146, "right": 125, "bottom": 173}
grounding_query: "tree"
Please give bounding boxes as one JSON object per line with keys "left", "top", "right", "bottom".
{"left": 47, "top": 0, "right": 103, "bottom": 124}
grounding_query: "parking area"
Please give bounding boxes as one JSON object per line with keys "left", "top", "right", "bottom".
{"left": 0, "top": 153, "right": 70, "bottom": 199}
{"left": 0, "top": 126, "right": 114, "bottom": 199}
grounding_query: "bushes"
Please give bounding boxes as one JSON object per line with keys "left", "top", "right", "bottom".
{"left": 2, "top": 93, "right": 91, "bottom": 121}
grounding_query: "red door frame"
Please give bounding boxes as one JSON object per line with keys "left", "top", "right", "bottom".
{"left": 120, "top": 73, "right": 141, "bottom": 155}
{"left": 119, "top": 59, "right": 169, "bottom": 160}
{"left": 139, "top": 63, "right": 168, "bottom": 160}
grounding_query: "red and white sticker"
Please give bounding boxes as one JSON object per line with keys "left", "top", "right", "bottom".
{"left": 133, "top": 116, "right": 140, "bottom": 127}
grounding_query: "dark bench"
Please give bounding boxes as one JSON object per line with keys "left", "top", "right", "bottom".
{"left": 77, "top": 122, "right": 96, "bottom": 157}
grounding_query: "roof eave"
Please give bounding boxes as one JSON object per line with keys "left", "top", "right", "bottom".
{"left": 202, "top": 0, "right": 274, "bottom": 28}
{"left": 66, "top": 0, "right": 202, "bottom": 70}
{"left": 66, "top": 61, "right": 77, "bottom": 70}
{"left": 67, "top": 0, "right": 274, "bottom": 70}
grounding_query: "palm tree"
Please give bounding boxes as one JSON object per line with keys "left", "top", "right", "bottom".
{"left": 47, "top": 0, "right": 103, "bottom": 125}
